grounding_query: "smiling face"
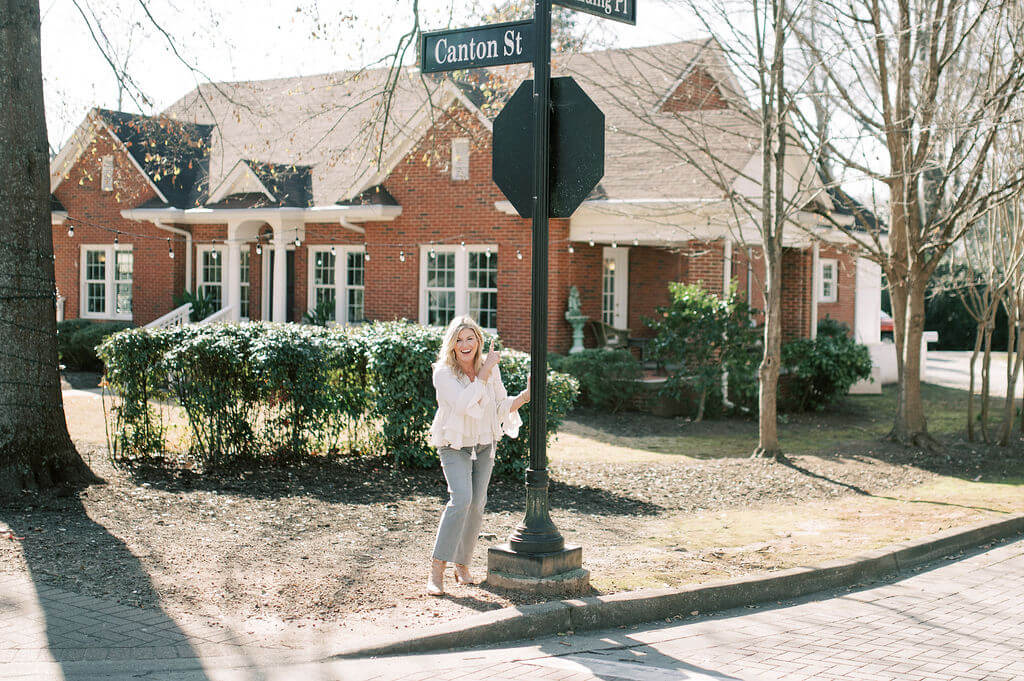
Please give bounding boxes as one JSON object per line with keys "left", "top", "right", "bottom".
{"left": 453, "top": 326, "right": 480, "bottom": 367}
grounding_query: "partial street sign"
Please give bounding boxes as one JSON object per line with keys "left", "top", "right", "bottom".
{"left": 420, "top": 20, "right": 534, "bottom": 73}
{"left": 493, "top": 77, "right": 605, "bottom": 218}
{"left": 553, "top": 0, "right": 636, "bottom": 25}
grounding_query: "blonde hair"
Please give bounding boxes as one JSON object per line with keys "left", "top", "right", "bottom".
{"left": 437, "top": 315, "right": 485, "bottom": 377}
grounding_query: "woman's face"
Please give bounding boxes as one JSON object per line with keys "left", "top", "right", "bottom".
{"left": 453, "top": 327, "right": 479, "bottom": 364}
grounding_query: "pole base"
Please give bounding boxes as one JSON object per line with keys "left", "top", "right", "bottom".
{"left": 486, "top": 544, "right": 589, "bottom": 596}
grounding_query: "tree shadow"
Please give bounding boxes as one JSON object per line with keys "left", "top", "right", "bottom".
{"left": 1, "top": 488, "right": 211, "bottom": 680}
{"left": 119, "top": 455, "right": 665, "bottom": 517}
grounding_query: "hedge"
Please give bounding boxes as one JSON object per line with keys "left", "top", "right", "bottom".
{"left": 97, "top": 321, "right": 577, "bottom": 477}
{"left": 58, "top": 319, "right": 132, "bottom": 371}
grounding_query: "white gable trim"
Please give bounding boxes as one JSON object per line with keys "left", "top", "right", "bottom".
{"left": 206, "top": 160, "right": 276, "bottom": 205}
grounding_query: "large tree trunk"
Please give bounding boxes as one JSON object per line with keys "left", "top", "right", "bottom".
{"left": 890, "top": 276, "right": 933, "bottom": 447}
{"left": 0, "top": 0, "right": 99, "bottom": 497}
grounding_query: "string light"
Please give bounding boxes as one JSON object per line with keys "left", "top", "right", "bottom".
{"left": 588, "top": 239, "right": 595, "bottom": 247}
{"left": 484, "top": 247, "right": 491, "bottom": 257}
{"left": 294, "top": 236, "right": 301, "bottom": 247}
{"left": 67, "top": 225, "right": 74, "bottom": 238}
{"left": 364, "top": 244, "right": 370, "bottom": 262}
{"left": 113, "top": 233, "right": 119, "bottom": 245}
{"left": 516, "top": 249, "right": 523, "bottom": 260}
{"left": 460, "top": 241, "right": 466, "bottom": 250}
{"left": 167, "top": 238, "right": 174, "bottom": 259}
{"left": 633, "top": 237, "right": 639, "bottom": 246}
{"left": 611, "top": 241, "right": 617, "bottom": 249}
{"left": 568, "top": 245, "right": 575, "bottom": 254}
{"left": 429, "top": 249, "right": 436, "bottom": 259}
{"left": 255, "top": 242, "right": 262, "bottom": 256}
{"left": 330, "top": 245, "right": 336, "bottom": 256}
{"left": 399, "top": 250, "right": 406, "bottom": 262}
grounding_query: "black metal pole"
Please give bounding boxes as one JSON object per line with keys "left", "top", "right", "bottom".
{"left": 507, "top": 0, "right": 565, "bottom": 555}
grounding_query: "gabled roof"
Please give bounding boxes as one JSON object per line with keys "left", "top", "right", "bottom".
{"left": 206, "top": 159, "right": 313, "bottom": 207}
{"left": 94, "top": 109, "right": 213, "bottom": 208}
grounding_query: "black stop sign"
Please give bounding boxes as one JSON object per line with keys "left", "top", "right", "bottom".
{"left": 493, "top": 77, "right": 605, "bottom": 218}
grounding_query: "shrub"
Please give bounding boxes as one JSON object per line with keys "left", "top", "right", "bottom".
{"left": 646, "top": 283, "right": 759, "bottom": 420}
{"left": 58, "top": 320, "right": 132, "bottom": 371}
{"left": 550, "top": 348, "right": 641, "bottom": 412}
{"left": 173, "top": 289, "right": 219, "bottom": 322}
{"left": 494, "top": 350, "right": 579, "bottom": 478}
{"left": 780, "top": 320, "right": 873, "bottom": 412}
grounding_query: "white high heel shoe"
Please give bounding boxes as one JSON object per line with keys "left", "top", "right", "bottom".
{"left": 426, "top": 559, "right": 445, "bottom": 596}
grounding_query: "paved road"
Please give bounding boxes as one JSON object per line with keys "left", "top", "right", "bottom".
{"left": 926, "top": 351, "right": 1017, "bottom": 399}
{"left": 2, "top": 536, "right": 1021, "bottom": 680}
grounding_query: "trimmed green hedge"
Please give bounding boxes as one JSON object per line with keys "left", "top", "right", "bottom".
{"left": 780, "top": 320, "right": 873, "bottom": 412}
{"left": 550, "top": 349, "right": 642, "bottom": 412}
{"left": 97, "top": 321, "right": 577, "bottom": 476}
{"left": 58, "top": 319, "right": 132, "bottom": 371}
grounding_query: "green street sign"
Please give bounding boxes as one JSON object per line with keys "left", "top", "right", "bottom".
{"left": 420, "top": 20, "right": 534, "bottom": 73}
{"left": 553, "top": 0, "right": 636, "bottom": 25}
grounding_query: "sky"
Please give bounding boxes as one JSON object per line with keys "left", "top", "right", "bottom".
{"left": 40, "top": 0, "right": 695, "bottom": 152}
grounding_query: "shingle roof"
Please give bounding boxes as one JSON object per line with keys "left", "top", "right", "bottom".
{"left": 95, "top": 109, "right": 213, "bottom": 208}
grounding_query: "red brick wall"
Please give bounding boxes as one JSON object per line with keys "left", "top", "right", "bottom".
{"left": 660, "top": 68, "right": 729, "bottom": 112}
{"left": 628, "top": 247, "right": 683, "bottom": 338}
{"left": 51, "top": 125, "right": 180, "bottom": 326}
{"left": 781, "top": 247, "right": 811, "bottom": 342}
{"left": 817, "top": 245, "right": 857, "bottom": 334}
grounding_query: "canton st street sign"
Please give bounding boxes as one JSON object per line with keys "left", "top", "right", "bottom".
{"left": 493, "top": 77, "right": 605, "bottom": 219}
{"left": 553, "top": 0, "right": 636, "bottom": 24}
{"left": 420, "top": 20, "right": 533, "bottom": 73}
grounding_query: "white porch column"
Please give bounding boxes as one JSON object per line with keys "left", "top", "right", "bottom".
{"left": 272, "top": 231, "right": 288, "bottom": 323}
{"left": 226, "top": 221, "right": 242, "bottom": 321}
{"left": 810, "top": 242, "right": 820, "bottom": 339}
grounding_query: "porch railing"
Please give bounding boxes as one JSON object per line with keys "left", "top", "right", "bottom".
{"left": 144, "top": 303, "right": 192, "bottom": 330}
{"left": 199, "top": 305, "right": 234, "bottom": 325}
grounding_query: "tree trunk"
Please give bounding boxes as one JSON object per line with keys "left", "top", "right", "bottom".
{"left": 754, "top": 247, "right": 783, "bottom": 459}
{"left": 890, "top": 276, "right": 934, "bottom": 447}
{"left": 967, "top": 321, "right": 985, "bottom": 442}
{"left": 981, "top": 321, "right": 994, "bottom": 443}
{"left": 999, "top": 300, "right": 1022, "bottom": 446}
{"left": 0, "top": 0, "right": 99, "bottom": 497}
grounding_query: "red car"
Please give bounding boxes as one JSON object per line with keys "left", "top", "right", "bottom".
{"left": 880, "top": 310, "right": 894, "bottom": 339}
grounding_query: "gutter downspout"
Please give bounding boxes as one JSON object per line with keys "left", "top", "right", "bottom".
{"left": 339, "top": 217, "right": 365, "bottom": 234}
{"left": 722, "top": 240, "right": 735, "bottom": 409}
{"left": 154, "top": 221, "right": 193, "bottom": 293}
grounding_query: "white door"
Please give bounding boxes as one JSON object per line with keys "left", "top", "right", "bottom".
{"left": 601, "top": 246, "right": 629, "bottom": 329}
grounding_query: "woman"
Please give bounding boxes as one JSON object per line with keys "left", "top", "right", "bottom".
{"left": 426, "top": 316, "right": 530, "bottom": 595}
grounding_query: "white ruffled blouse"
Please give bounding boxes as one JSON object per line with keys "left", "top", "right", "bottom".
{"left": 428, "top": 362, "right": 523, "bottom": 457}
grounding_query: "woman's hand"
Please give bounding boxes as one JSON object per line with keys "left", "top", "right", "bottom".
{"left": 478, "top": 338, "right": 501, "bottom": 381}
{"left": 513, "top": 375, "right": 531, "bottom": 411}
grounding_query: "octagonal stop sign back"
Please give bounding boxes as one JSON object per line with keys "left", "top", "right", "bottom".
{"left": 493, "top": 77, "right": 604, "bottom": 218}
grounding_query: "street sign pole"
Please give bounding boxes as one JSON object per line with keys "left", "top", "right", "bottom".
{"left": 507, "top": 0, "right": 565, "bottom": 555}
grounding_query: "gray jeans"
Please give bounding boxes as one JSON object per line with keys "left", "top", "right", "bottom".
{"left": 432, "top": 442, "right": 495, "bottom": 565}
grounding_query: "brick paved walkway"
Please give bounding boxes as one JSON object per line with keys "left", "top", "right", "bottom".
{"left": 1, "top": 536, "right": 1021, "bottom": 680}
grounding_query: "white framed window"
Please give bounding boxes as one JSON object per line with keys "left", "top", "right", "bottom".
{"left": 819, "top": 258, "right": 838, "bottom": 303}
{"left": 451, "top": 138, "right": 470, "bottom": 181}
{"left": 239, "top": 250, "right": 251, "bottom": 320}
{"left": 306, "top": 246, "right": 366, "bottom": 325}
{"left": 101, "top": 155, "right": 114, "bottom": 192}
{"left": 196, "top": 245, "right": 226, "bottom": 311}
{"left": 80, "top": 244, "right": 133, "bottom": 320}
{"left": 419, "top": 245, "right": 498, "bottom": 330}
{"left": 601, "top": 246, "right": 629, "bottom": 328}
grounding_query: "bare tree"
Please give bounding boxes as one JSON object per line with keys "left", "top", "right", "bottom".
{"left": 791, "top": 0, "right": 1024, "bottom": 447}
{"left": 1, "top": 0, "right": 100, "bottom": 496}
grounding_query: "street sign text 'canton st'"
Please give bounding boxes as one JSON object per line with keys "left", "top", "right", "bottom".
{"left": 420, "top": 20, "right": 534, "bottom": 74}
{"left": 553, "top": 0, "right": 636, "bottom": 25}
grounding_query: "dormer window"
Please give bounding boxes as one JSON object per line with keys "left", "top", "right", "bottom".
{"left": 451, "top": 138, "right": 470, "bottom": 181}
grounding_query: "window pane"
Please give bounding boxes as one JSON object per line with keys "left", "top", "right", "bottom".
{"left": 87, "top": 282, "right": 106, "bottom": 313}
{"left": 201, "top": 284, "right": 222, "bottom": 310}
{"left": 347, "top": 252, "right": 364, "bottom": 287}
{"left": 203, "top": 251, "right": 222, "bottom": 283}
{"left": 428, "top": 291, "right": 455, "bottom": 327}
{"left": 315, "top": 252, "right": 336, "bottom": 286}
{"left": 86, "top": 250, "right": 106, "bottom": 281}
{"left": 240, "top": 285, "right": 250, "bottom": 319}
{"left": 239, "top": 251, "right": 250, "bottom": 319}
{"left": 602, "top": 258, "right": 616, "bottom": 325}
{"left": 315, "top": 287, "right": 337, "bottom": 321}
{"left": 427, "top": 252, "right": 455, "bottom": 288}
{"left": 115, "top": 283, "right": 132, "bottom": 314}
{"left": 114, "top": 250, "right": 133, "bottom": 281}
{"left": 468, "top": 251, "right": 497, "bottom": 289}
{"left": 469, "top": 291, "right": 497, "bottom": 330}
{"left": 347, "top": 288, "right": 364, "bottom": 324}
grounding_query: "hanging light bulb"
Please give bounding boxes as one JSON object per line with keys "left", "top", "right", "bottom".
{"left": 429, "top": 249, "right": 436, "bottom": 259}
{"left": 568, "top": 245, "right": 575, "bottom": 254}
{"left": 364, "top": 247, "right": 370, "bottom": 262}
{"left": 399, "top": 250, "right": 406, "bottom": 262}
{"left": 168, "top": 238, "right": 174, "bottom": 259}
{"left": 113, "top": 233, "right": 119, "bottom": 245}
{"left": 633, "top": 237, "right": 639, "bottom": 246}
{"left": 460, "top": 241, "right": 466, "bottom": 250}
{"left": 588, "top": 239, "right": 595, "bottom": 247}
{"left": 294, "top": 236, "right": 301, "bottom": 247}
{"left": 485, "top": 247, "right": 491, "bottom": 257}
{"left": 67, "top": 225, "right": 74, "bottom": 238}
{"left": 331, "top": 245, "right": 336, "bottom": 256}
{"left": 256, "top": 242, "right": 263, "bottom": 256}
{"left": 611, "top": 241, "right": 617, "bottom": 249}
{"left": 516, "top": 249, "right": 523, "bottom": 260}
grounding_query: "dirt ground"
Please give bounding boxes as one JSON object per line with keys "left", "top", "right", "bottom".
{"left": 2, "top": 384, "right": 1023, "bottom": 641}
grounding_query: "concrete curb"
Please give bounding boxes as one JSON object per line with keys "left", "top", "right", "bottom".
{"left": 331, "top": 513, "right": 1024, "bottom": 659}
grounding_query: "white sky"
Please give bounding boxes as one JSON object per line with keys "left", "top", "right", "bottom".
{"left": 40, "top": 0, "right": 694, "bottom": 151}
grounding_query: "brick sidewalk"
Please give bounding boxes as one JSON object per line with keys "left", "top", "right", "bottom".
{"left": 2, "top": 536, "right": 1022, "bottom": 680}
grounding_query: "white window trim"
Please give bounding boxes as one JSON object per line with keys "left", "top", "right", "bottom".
{"left": 419, "top": 244, "right": 498, "bottom": 331}
{"left": 306, "top": 246, "right": 366, "bottom": 326}
{"left": 239, "top": 250, "right": 251, "bottom": 322}
{"left": 79, "top": 244, "right": 133, "bottom": 321}
{"left": 819, "top": 257, "right": 838, "bottom": 303}
{"left": 601, "top": 246, "right": 630, "bottom": 328}
{"left": 101, "top": 155, "right": 114, "bottom": 192}
{"left": 196, "top": 244, "right": 227, "bottom": 309}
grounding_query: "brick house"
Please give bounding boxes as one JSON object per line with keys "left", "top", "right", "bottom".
{"left": 49, "top": 39, "right": 882, "bottom": 355}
